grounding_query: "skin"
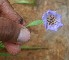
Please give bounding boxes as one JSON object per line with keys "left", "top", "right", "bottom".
{"left": 0, "top": 0, "right": 30, "bottom": 55}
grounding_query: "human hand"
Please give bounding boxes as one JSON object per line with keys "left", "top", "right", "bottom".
{"left": 0, "top": 0, "right": 30, "bottom": 55}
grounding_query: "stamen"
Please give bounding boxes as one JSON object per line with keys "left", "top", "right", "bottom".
{"left": 47, "top": 15, "right": 56, "bottom": 25}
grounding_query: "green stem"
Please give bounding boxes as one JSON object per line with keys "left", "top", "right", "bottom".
{"left": 21, "top": 46, "right": 48, "bottom": 50}
{"left": 14, "top": 0, "right": 36, "bottom": 5}
{"left": 0, "top": 45, "right": 48, "bottom": 50}
{"left": 0, "top": 53, "right": 11, "bottom": 56}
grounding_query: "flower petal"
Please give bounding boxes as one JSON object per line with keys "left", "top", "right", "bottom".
{"left": 56, "top": 22, "right": 63, "bottom": 28}
{"left": 42, "top": 12, "right": 48, "bottom": 29}
{"left": 56, "top": 13, "right": 62, "bottom": 22}
{"left": 47, "top": 25, "right": 58, "bottom": 31}
{"left": 47, "top": 10, "right": 57, "bottom": 16}
{"left": 42, "top": 10, "right": 63, "bottom": 31}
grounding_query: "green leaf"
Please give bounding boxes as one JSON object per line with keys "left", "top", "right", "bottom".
{"left": 14, "top": 0, "right": 36, "bottom": 5}
{"left": 0, "top": 53, "right": 11, "bottom": 56}
{"left": 0, "top": 42, "right": 5, "bottom": 49}
{"left": 26, "top": 20, "right": 43, "bottom": 27}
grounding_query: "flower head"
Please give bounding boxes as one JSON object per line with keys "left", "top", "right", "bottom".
{"left": 42, "top": 10, "right": 63, "bottom": 31}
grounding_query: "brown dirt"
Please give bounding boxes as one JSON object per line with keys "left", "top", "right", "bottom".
{"left": 0, "top": 0, "right": 69, "bottom": 60}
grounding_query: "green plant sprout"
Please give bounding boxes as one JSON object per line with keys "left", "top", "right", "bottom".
{"left": 14, "top": 0, "right": 36, "bottom": 5}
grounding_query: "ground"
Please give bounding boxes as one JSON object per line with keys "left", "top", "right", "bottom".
{"left": 0, "top": 0, "right": 69, "bottom": 60}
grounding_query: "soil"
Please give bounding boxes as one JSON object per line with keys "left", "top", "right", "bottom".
{"left": 0, "top": 0, "right": 69, "bottom": 60}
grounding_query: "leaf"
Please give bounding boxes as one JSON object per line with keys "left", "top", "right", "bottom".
{"left": 26, "top": 20, "right": 43, "bottom": 27}
{"left": 14, "top": 0, "right": 36, "bottom": 5}
{"left": 0, "top": 53, "right": 11, "bottom": 56}
{"left": 0, "top": 42, "right": 5, "bottom": 49}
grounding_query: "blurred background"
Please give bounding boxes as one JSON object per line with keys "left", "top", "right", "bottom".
{"left": 0, "top": 0, "right": 69, "bottom": 60}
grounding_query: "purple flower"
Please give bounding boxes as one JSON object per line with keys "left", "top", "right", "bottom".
{"left": 42, "top": 10, "right": 63, "bottom": 31}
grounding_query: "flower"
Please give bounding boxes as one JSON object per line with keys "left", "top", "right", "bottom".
{"left": 42, "top": 10, "right": 63, "bottom": 31}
